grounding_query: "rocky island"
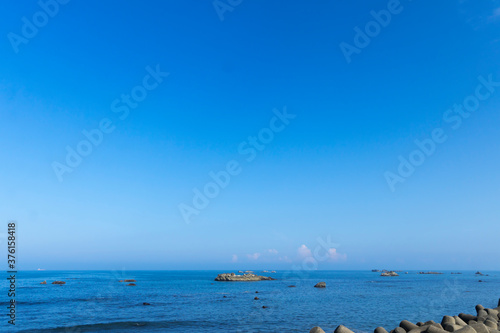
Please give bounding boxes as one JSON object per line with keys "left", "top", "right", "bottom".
{"left": 214, "top": 273, "right": 276, "bottom": 282}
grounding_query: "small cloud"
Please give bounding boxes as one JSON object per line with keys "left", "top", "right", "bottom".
{"left": 231, "top": 254, "right": 238, "bottom": 263}
{"left": 268, "top": 249, "right": 278, "bottom": 255}
{"left": 297, "top": 244, "right": 312, "bottom": 259}
{"left": 327, "top": 248, "right": 347, "bottom": 262}
{"left": 246, "top": 253, "right": 261, "bottom": 260}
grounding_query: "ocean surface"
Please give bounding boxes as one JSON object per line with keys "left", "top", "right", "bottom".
{"left": 1, "top": 270, "right": 499, "bottom": 332}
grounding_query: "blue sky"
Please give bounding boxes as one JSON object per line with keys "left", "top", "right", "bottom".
{"left": 1, "top": 0, "right": 499, "bottom": 270}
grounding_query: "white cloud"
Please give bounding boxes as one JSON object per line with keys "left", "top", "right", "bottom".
{"left": 268, "top": 249, "right": 278, "bottom": 255}
{"left": 327, "top": 248, "right": 347, "bottom": 262}
{"left": 297, "top": 244, "right": 312, "bottom": 258}
{"left": 246, "top": 253, "right": 261, "bottom": 260}
{"left": 231, "top": 254, "right": 238, "bottom": 263}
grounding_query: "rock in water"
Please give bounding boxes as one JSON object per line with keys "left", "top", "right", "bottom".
{"left": 381, "top": 271, "right": 399, "bottom": 277}
{"left": 310, "top": 327, "right": 326, "bottom": 333}
{"left": 469, "top": 323, "right": 489, "bottom": 333}
{"left": 442, "top": 316, "right": 455, "bottom": 326}
{"left": 40, "top": 281, "right": 47, "bottom": 285}
{"left": 426, "top": 325, "right": 448, "bottom": 333}
{"left": 483, "top": 319, "right": 497, "bottom": 329}
{"left": 335, "top": 325, "right": 355, "bottom": 333}
{"left": 314, "top": 282, "right": 326, "bottom": 288}
{"left": 443, "top": 323, "right": 462, "bottom": 332}
{"left": 453, "top": 327, "right": 476, "bottom": 333}
{"left": 458, "top": 313, "right": 476, "bottom": 323}
{"left": 394, "top": 327, "right": 406, "bottom": 333}
{"left": 401, "top": 320, "right": 419, "bottom": 331}
{"left": 127, "top": 283, "right": 136, "bottom": 286}
{"left": 214, "top": 273, "right": 275, "bottom": 282}
{"left": 375, "top": 327, "right": 389, "bottom": 333}
{"left": 52, "top": 281, "right": 65, "bottom": 285}
{"left": 453, "top": 316, "right": 467, "bottom": 326}
{"left": 142, "top": 302, "right": 151, "bottom": 306}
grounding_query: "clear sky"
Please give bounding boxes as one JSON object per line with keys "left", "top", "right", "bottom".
{"left": 1, "top": 0, "right": 499, "bottom": 271}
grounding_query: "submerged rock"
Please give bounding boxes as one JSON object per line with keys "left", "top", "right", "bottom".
{"left": 214, "top": 273, "right": 275, "bottom": 282}
{"left": 314, "top": 282, "right": 326, "bottom": 288}
{"left": 127, "top": 283, "right": 136, "bottom": 286}
{"left": 40, "top": 281, "right": 47, "bottom": 285}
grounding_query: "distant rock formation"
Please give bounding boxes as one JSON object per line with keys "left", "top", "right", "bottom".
{"left": 381, "top": 271, "right": 399, "bottom": 277}
{"left": 40, "top": 281, "right": 47, "bottom": 284}
{"left": 314, "top": 282, "right": 326, "bottom": 288}
{"left": 127, "top": 283, "right": 136, "bottom": 286}
{"left": 418, "top": 272, "right": 443, "bottom": 275}
{"left": 52, "top": 281, "right": 65, "bottom": 285}
{"left": 214, "top": 273, "right": 275, "bottom": 282}
{"left": 119, "top": 279, "right": 136, "bottom": 282}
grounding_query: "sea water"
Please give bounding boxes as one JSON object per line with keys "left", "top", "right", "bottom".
{"left": 1, "top": 270, "right": 498, "bottom": 332}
